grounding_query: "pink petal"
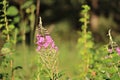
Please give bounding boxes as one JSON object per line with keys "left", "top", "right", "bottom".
{"left": 51, "top": 42, "right": 58, "bottom": 52}
{"left": 116, "top": 47, "right": 120, "bottom": 55}
{"left": 36, "top": 46, "right": 41, "bottom": 51}
{"left": 54, "top": 46, "right": 58, "bottom": 51}
{"left": 108, "top": 49, "right": 113, "bottom": 53}
{"left": 43, "top": 42, "right": 50, "bottom": 48}
{"left": 45, "top": 35, "right": 53, "bottom": 42}
{"left": 36, "top": 34, "right": 41, "bottom": 40}
{"left": 39, "top": 37, "right": 45, "bottom": 42}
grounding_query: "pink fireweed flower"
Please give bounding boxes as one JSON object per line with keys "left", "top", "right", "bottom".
{"left": 51, "top": 42, "right": 58, "bottom": 51}
{"left": 108, "top": 48, "right": 113, "bottom": 53}
{"left": 43, "top": 35, "right": 53, "bottom": 48}
{"left": 36, "top": 34, "right": 58, "bottom": 52}
{"left": 116, "top": 47, "right": 120, "bottom": 55}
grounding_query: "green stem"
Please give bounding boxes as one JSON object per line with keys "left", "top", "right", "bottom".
{"left": 39, "top": 54, "right": 52, "bottom": 78}
{"left": 19, "top": 7, "right": 26, "bottom": 47}
{"left": 37, "top": 56, "right": 40, "bottom": 80}
{"left": 3, "top": 0, "right": 10, "bottom": 41}
{"left": 30, "top": 6, "right": 35, "bottom": 46}
{"left": 83, "top": 12, "right": 89, "bottom": 79}
{"left": 108, "top": 29, "right": 113, "bottom": 43}
{"left": 3, "top": 1, "right": 14, "bottom": 80}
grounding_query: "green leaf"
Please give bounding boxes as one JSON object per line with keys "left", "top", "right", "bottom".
{"left": 111, "top": 73, "right": 120, "bottom": 80}
{"left": 0, "top": 19, "right": 5, "bottom": 22}
{"left": 0, "top": 24, "right": 3, "bottom": 29}
{"left": 3, "top": 42, "right": 12, "bottom": 48}
{"left": 13, "top": 16, "right": 20, "bottom": 23}
{"left": 2, "top": 30, "right": 8, "bottom": 34}
{"left": 21, "top": 1, "right": 33, "bottom": 9}
{"left": 107, "top": 67, "right": 117, "bottom": 74}
{"left": 1, "top": 47, "right": 11, "bottom": 54}
{"left": 82, "top": 5, "right": 90, "bottom": 10}
{"left": 9, "top": 24, "right": 15, "bottom": 31}
{"left": 79, "top": 18, "right": 85, "bottom": 22}
{"left": 15, "top": 28, "right": 19, "bottom": 34}
{"left": 58, "top": 71, "right": 65, "bottom": 79}
{"left": 112, "top": 53, "right": 120, "bottom": 62}
{"left": 7, "top": 6, "right": 18, "bottom": 16}
{"left": 13, "top": 66, "right": 23, "bottom": 71}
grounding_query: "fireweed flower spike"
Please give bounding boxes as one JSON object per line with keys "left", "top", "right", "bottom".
{"left": 107, "top": 29, "right": 120, "bottom": 56}
{"left": 35, "top": 17, "right": 59, "bottom": 80}
{"left": 107, "top": 29, "right": 114, "bottom": 53}
{"left": 116, "top": 47, "right": 120, "bottom": 55}
{"left": 36, "top": 17, "right": 58, "bottom": 52}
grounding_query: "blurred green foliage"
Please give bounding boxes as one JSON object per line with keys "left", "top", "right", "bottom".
{"left": 0, "top": 0, "right": 120, "bottom": 80}
{"left": 7, "top": 6, "right": 18, "bottom": 16}
{"left": 4, "top": 0, "right": 119, "bottom": 43}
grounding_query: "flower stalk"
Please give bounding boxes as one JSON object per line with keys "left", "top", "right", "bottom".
{"left": 108, "top": 29, "right": 120, "bottom": 55}
{"left": 35, "top": 17, "right": 58, "bottom": 80}
{"left": 3, "top": 0, "right": 10, "bottom": 41}
{"left": 78, "top": 5, "right": 92, "bottom": 79}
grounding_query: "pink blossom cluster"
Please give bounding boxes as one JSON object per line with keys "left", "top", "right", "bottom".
{"left": 108, "top": 47, "right": 120, "bottom": 55}
{"left": 36, "top": 34, "right": 58, "bottom": 52}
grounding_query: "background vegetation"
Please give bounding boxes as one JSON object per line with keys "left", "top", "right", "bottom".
{"left": 0, "top": 0, "right": 120, "bottom": 80}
